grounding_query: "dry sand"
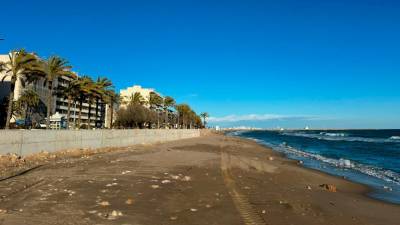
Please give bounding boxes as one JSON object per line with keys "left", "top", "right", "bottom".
{"left": 0, "top": 133, "right": 399, "bottom": 225}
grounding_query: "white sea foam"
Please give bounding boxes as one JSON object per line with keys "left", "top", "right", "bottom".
{"left": 282, "top": 132, "right": 400, "bottom": 143}
{"left": 272, "top": 142, "right": 400, "bottom": 185}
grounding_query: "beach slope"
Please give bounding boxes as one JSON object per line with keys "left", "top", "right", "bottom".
{"left": 0, "top": 134, "right": 399, "bottom": 225}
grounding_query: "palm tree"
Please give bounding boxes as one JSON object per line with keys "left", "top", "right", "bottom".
{"left": 0, "top": 50, "right": 39, "bottom": 129}
{"left": 175, "top": 104, "right": 191, "bottom": 129}
{"left": 75, "top": 76, "right": 92, "bottom": 129}
{"left": 57, "top": 75, "right": 79, "bottom": 129}
{"left": 130, "top": 92, "right": 145, "bottom": 105}
{"left": 36, "top": 56, "right": 72, "bottom": 129}
{"left": 148, "top": 92, "right": 163, "bottom": 128}
{"left": 94, "top": 77, "right": 113, "bottom": 128}
{"left": 200, "top": 112, "right": 209, "bottom": 128}
{"left": 17, "top": 89, "right": 40, "bottom": 128}
{"left": 163, "top": 96, "right": 175, "bottom": 128}
{"left": 104, "top": 90, "right": 120, "bottom": 129}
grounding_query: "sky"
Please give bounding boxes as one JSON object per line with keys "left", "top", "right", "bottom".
{"left": 1, "top": 0, "right": 400, "bottom": 129}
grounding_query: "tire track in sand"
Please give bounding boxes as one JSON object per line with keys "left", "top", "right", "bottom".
{"left": 221, "top": 151, "right": 267, "bottom": 225}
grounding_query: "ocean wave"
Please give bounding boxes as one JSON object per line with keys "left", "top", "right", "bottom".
{"left": 272, "top": 142, "right": 400, "bottom": 185}
{"left": 320, "top": 132, "right": 348, "bottom": 137}
{"left": 281, "top": 132, "right": 400, "bottom": 143}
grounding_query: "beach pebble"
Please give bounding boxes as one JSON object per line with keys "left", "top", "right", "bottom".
{"left": 170, "top": 216, "right": 178, "bottom": 220}
{"left": 161, "top": 180, "right": 171, "bottom": 184}
{"left": 306, "top": 185, "right": 312, "bottom": 190}
{"left": 268, "top": 156, "right": 274, "bottom": 161}
{"left": 190, "top": 208, "right": 198, "bottom": 212}
{"left": 262, "top": 210, "right": 266, "bottom": 214}
{"left": 205, "top": 204, "right": 212, "bottom": 208}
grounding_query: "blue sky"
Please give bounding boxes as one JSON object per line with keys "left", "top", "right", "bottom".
{"left": 1, "top": 0, "right": 400, "bottom": 128}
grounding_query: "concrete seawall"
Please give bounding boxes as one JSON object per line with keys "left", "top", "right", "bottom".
{"left": 0, "top": 129, "right": 201, "bottom": 156}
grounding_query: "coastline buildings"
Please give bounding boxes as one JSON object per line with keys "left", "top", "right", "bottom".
{"left": 0, "top": 54, "right": 108, "bottom": 128}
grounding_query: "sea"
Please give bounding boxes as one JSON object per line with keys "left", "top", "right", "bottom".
{"left": 228, "top": 129, "right": 400, "bottom": 204}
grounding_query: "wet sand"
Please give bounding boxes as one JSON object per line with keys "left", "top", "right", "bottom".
{"left": 0, "top": 133, "right": 399, "bottom": 225}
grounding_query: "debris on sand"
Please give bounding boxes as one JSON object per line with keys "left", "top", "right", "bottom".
{"left": 170, "top": 216, "right": 178, "bottom": 220}
{"left": 121, "top": 170, "right": 131, "bottom": 175}
{"left": 169, "top": 174, "right": 192, "bottom": 182}
{"left": 106, "top": 183, "right": 118, "bottom": 187}
{"left": 268, "top": 156, "right": 274, "bottom": 161}
{"left": 190, "top": 208, "right": 198, "bottom": 212}
{"left": 262, "top": 210, "right": 266, "bottom": 214}
{"left": 306, "top": 185, "right": 312, "bottom": 190}
{"left": 151, "top": 185, "right": 160, "bottom": 189}
{"left": 319, "top": 184, "right": 337, "bottom": 192}
{"left": 161, "top": 180, "right": 171, "bottom": 184}
{"left": 182, "top": 176, "right": 191, "bottom": 181}
{"left": 0, "top": 209, "right": 7, "bottom": 214}
{"left": 99, "top": 201, "right": 110, "bottom": 206}
{"left": 125, "top": 198, "right": 134, "bottom": 205}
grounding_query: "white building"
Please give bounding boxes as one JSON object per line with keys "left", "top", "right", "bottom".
{"left": 0, "top": 54, "right": 108, "bottom": 129}
{"left": 119, "top": 85, "right": 160, "bottom": 108}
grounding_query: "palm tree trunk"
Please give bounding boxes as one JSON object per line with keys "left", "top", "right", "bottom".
{"left": 95, "top": 97, "right": 99, "bottom": 128}
{"left": 110, "top": 101, "right": 114, "bottom": 129}
{"left": 88, "top": 99, "right": 92, "bottom": 129}
{"left": 46, "top": 81, "right": 53, "bottom": 129}
{"left": 5, "top": 82, "right": 15, "bottom": 129}
{"left": 78, "top": 99, "right": 83, "bottom": 129}
{"left": 67, "top": 95, "right": 72, "bottom": 129}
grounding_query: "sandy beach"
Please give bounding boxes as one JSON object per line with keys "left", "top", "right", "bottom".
{"left": 0, "top": 133, "right": 399, "bottom": 225}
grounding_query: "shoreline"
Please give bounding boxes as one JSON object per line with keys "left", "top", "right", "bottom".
{"left": 239, "top": 137, "right": 392, "bottom": 205}
{"left": 229, "top": 130, "right": 400, "bottom": 205}
{"left": 0, "top": 133, "right": 399, "bottom": 224}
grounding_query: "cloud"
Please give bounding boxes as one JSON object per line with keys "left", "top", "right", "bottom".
{"left": 208, "top": 114, "right": 319, "bottom": 122}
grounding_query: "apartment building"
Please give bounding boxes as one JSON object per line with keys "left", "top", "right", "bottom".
{"left": 0, "top": 54, "right": 108, "bottom": 128}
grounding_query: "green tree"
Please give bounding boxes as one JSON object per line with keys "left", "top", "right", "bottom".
{"left": 94, "top": 77, "right": 113, "bottom": 128}
{"left": 148, "top": 92, "right": 163, "bottom": 128}
{"left": 57, "top": 74, "right": 79, "bottom": 129}
{"left": 130, "top": 92, "right": 145, "bottom": 105}
{"left": 200, "top": 112, "right": 209, "bottom": 128}
{"left": 104, "top": 90, "right": 120, "bottom": 129}
{"left": 36, "top": 56, "right": 72, "bottom": 129}
{"left": 163, "top": 96, "right": 175, "bottom": 128}
{"left": 0, "top": 50, "right": 39, "bottom": 129}
{"left": 17, "top": 89, "right": 40, "bottom": 128}
{"left": 75, "top": 76, "right": 92, "bottom": 129}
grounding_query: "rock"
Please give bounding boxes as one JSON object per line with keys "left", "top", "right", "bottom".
{"left": 190, "top": 208, "right": 198, "bottom": 212}
{"left": 161, "top": 180, "right": 171, "bottom": 184}
{"left": 262, "top": 210, "right": 266, "bottom": 214}
{"left": 306, "top": 185, "right": 312, "bottom": 190}
{"left": 319, "top": 184, "right": 337, "bottom": 192}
